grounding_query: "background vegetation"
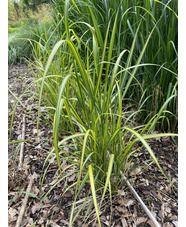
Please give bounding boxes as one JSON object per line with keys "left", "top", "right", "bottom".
{"left": 8, "top": 0, "right": 54, "bottom": 64}
{"left": 8, "top": 0, "right": 178, "bottom": 132}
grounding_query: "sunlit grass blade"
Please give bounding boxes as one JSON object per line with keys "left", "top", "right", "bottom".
{"left": 122, "top": 23, "right": 156, "bottom": 99}
{"left": 8, "top": 139, "right": 35, "bottom": 144}
{"left": 99, "top": 154, "right": 114, "bottom": 207}
{"left": 86, "top": 4, "right": 104, "bottom": 50}
{"left": 65, "top": 39, "right": 95, "bottom": 102}
{"left": 123, "top": 127, "right": 176, "bottom": 188}
{"left": 64, "top": 0, "right": 70, "bottom": 40}
{"left": 88, "top": 165, "right": 101, "bottom": 227}
{"left": 120, "top": 21, "right": 141, "bottom": 92}
{"left": 153, "top": 0, "right": 178, "bottom": 18}
{"left": 143, "top": 133, "right": 178, "bottom": 140}
{"left": 148, "top": 95, "right": 176, "bottom": 132}
{"left": 103, "top": 11, "right": 119, "bottom": 106}
{"left": 78, "top": 129, "right": 92, "bottom": 185}
{"left": 53, "top": 74, "right": 72, "bottom": 176}
{"left": 37, "top": 40, "right": 65, "bottom": 136}
{"left": 69, "top": 171, "right": 89, "bottom": 226}
{"left": 94, "top": 20, "right": 111, "bottom": 96}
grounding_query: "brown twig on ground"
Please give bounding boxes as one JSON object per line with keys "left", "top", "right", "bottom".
{"left": 15, "top": 173, "right": 36, "bottom": 227}
{"left": 18, "top": 114, "right": 26, "bottom": 169}
{"left": 121, "top": 171, "right": 161, "bottom": 227}
{"left": 8, "top": 87, "right": 26, "bottom": 109}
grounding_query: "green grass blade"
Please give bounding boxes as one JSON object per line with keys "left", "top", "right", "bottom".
{"left": 148, "top": 95, "right": 176, "bottom": 132}
{"left": 94, "top": 20, "right": 111, "bottom": 95}
{"left": 122, "top": 24, "right": 156, "bottom": 99}
{"left": 65, "top": 40, "right": 94, "bottom": 102}
{"left": 99, "top": 154, "right": 114, "bottom": 207}
{"left": 79, "top": 130, "right": 92, "bottom": 185}
{"left": 8, "top": 139, "right": 35, "bottom": 144}
{"left": 143, "top": 133, "right": 178, "bottom": 140}
{"left": 88, "top": 165, "right": 101, "bottom": 227}
{"left": 69, "top": 172, "right": 89, "bottom": 226}
{"left": 153, "top": 0, "right": 178, "bottom": 18}
{"left": 86, "top": 4, "right": 104, "bottom": 50}
{"left": 120, "top": 21, "right": 141, "bottom": 91}
{"left": 53, "top": 74, "right": 72, "bottom": 176}
{"left": 64, "top": 0, "right": 70, "bottom": 40}
{"left": 37, "top": 40, "right": 65, "bottom": 137}
{"left": 123, "top": 127, "right": 176, "bottom": 188}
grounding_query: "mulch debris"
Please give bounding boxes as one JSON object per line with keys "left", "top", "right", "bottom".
{"left": 8, "top": 64, "right": 178, "bottom": 227}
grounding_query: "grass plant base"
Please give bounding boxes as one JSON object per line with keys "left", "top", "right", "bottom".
{"left": 8, "top": 64, "right": 177, "bottom": 227}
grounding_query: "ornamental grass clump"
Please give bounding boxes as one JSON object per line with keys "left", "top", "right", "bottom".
{"left": 52, "top": 0, "right": 178, "bottom": 131}
{"left": 31, "top": 0, "right": 178, "bottom": 225}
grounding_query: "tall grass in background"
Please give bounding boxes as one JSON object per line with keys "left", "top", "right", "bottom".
{"left": 51, "top": 0, "right": 178, "bottom": 132}
{"left": 8, "top": 20, "right": 61, "bottom": 65}
{"left": 8, "top": 0, "right": 178, "bottom": 130}
{"left": 31, "top": 0, "right": 177, "bottom": 225}
{"left": 8, "top": 3, "right": 56, "bottom": 65}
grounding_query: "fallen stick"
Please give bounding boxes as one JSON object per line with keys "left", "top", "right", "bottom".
{"left": 18, "top": 114, "right": 26, "bottom": 169}
{"left": 120, "top": 171, "right": 161, "bottom": 227}
{"left": 15, "top": 173, "right": 35, "bottom": 227}
{"left": 8, "top": 87, "right": 26, "bottom": 109}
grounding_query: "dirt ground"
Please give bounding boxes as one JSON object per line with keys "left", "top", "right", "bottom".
{"left": 8, "top": 64, "right": 178, "bottom": 227}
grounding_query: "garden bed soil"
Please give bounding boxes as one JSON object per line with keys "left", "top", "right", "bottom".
{"left": 8, "top": 64, "right": 178, "bottom": 227}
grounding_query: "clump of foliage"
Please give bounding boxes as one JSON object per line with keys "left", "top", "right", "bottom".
{"left": 22, "top": 0, "right": 51, "bottom": 11}
{"left": 51, "top": 0, "right": 178, "bottom": 132}
{"left": 8, "top": 0, "right": 178, "bottom": 225}
{"left": 8, "top": 20, "right": 58, "bottom": 65}
{"left": 8, "top": 1, "right": 54, "bottom": 65}
{"left": 28, "top": 0, "right": 177, "bottom": 225}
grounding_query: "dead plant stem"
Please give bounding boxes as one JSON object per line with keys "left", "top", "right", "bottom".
{"left": 15, "top": 173, "right": 35, "bottom": 227}
{"left": 18, "top": 114, "right": 26, "bottom": 169}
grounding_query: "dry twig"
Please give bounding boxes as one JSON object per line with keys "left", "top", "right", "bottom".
{"left": 18, "top": 114, "right": 26, "bottom": 169}
{"left": 8, "top": 87, "right": 26, "bottom": 109}
{"left": 15, "top": 173, "right": 35, "bottom": 227}
{"left": 121, "top": 171, "right": 161, "bottom": 227}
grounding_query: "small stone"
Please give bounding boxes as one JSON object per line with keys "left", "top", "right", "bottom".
{"left": 17, "top": 134, "right": 22, "bottom": 140}
{"left": 163, "top": 222, "right": 174, "bottom": 227}
{"left": 172, "top": 221, "right": 178, "bottom": 227}
{"left": 100, "top": 216, "right": 106, "bottom": 222}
